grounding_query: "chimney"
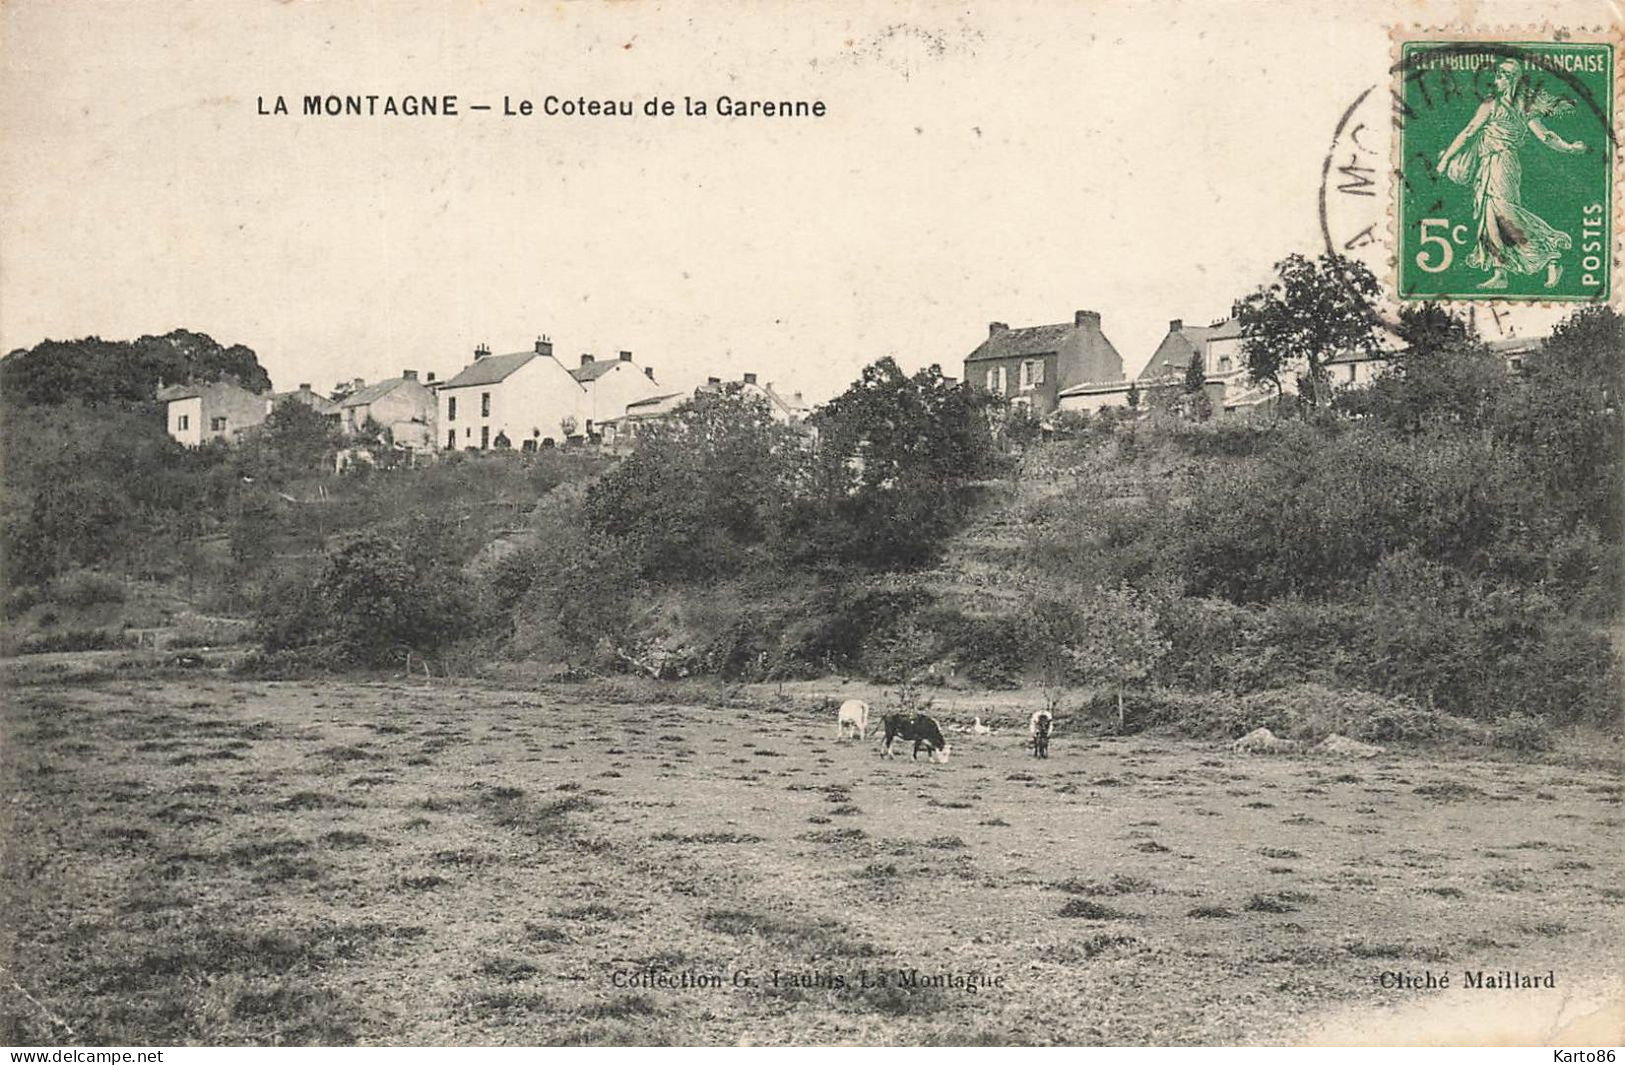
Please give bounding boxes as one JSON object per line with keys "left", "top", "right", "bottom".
{"left": 707, "top": 376, "right": 721, "bottom": 386}
{"left": 1075, "top": 310, "right": 1101, "bottom": 328}
{"left": 402, "top": 369, "right": 418, "bottom": 381}
{"left": 793, "top": 391, "right": 804, "bottom": 405}
{"left": 534, "top": 335, "right": 552, "bottom": 356}
{"left": 644, "top": 367, "right": 655, "bottom": 380}
{"left": 474, "top": 343, "right": 490, "bottom": 359}
{"left": 352, "top": 377, "right": 365, "bottom": 391}
{"left": 743, "top": 372, "right": 757, "bottom": 385}
{"left": 1169, "top": 319, "right": 1183, "bottom": 333}
{"left": 989, "top": 321, "right": 1008, "bottom": 336}
{"left": 619, "top": 350, "right": 632, "bottom": 362}
{"left": 426, "top": 372, "right": 436, "bottom": 384}
{"left": 298, "top": 383, "right": 312, "bottom": 393}
{"left": 580, "top": 353, "right": 594, "bottom": 367}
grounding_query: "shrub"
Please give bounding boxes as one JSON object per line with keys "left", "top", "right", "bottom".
{"left": 921, "top": 609, "right": 1031, "bottom": 688}
{"left": 1486, "top": 712, "right": 1556, "bottom": 753}
{"left": 48, "top": 569, "right": 127, "bottom": 608}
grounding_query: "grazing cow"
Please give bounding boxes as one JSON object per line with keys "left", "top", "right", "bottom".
{"left": 881, "top": 713, "right": 951, "bottom": 763}
{"left": 1030, "top": 709, "right": 1053, "bottom": 758}
{"left": 835, "top": 699, "right": 870, "bottom": 741}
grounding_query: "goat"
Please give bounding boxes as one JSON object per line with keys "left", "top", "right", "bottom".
{"left": 881, "top": 713, "right": 951, "bottom": 763}
{"left": 835, "top": 699, "right": 870, "bottom": 741}
{"left": 1030, "top": 709, "right": 1054, "bottom": 758}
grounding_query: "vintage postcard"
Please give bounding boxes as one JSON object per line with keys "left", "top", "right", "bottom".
{"left": 1, "top": 0, "right": 1621, "bottom": 1051}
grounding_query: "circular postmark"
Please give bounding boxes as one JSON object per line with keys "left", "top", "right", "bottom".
{"left": 1320, "top": 36, "right": 1617, "bottom": 341}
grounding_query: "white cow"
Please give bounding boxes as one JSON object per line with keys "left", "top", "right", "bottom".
{"left": 1030, "top": 709, "right": 1055, "bottom": 758}
{"left": 835, "top": 699, "right": 870, "bottom": 741}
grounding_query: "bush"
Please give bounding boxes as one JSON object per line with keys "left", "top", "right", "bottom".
{"left": 1486, "top": 712, "right": 1556, "bottom": 753}
{"left": 316, "top": 527, "right": 472, "bottom": 665}
{"left": 921, "top": 608, "right": 1031, "bottom": 688}
{"left": 14, "top": 628, "right": 132, "bottom": 655}
{"left": 48, "top": 569, "right": 127, "bottom": 608}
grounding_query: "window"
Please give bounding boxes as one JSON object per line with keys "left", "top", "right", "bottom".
{"left": 1032, "top": 360, "right": 1045, "bottom": 385}
{"left": 1347, "top": 364, "right": 1356, "bottom": 383}
{"left": 447, "top": 430, "right": 455, "bottom": 449}
{"left": 1019, "top": 361, "right": 1033, "bottom": 390}
{"left": 481, "top": 392, "right": 491, "bottom": 417}
{"left": 480, "top": 426, "right": 490, "bottom": 449}
{"left": 996, "top": 366, "right": 1008, "bottom": 394}
{"left": 447, "top": 396, "right": 457, "bottom": 422}
{"left": 210, "top": 417, "right": 227, "bottom": 432}
{"left": 984, "top": 368, "right": 997, "bottom": 391}
{"left": 1219, "top": 356, "right": 1232, "bottom": 372}
{"left": 177, "top": 414, "right": 189, "bottom": 430}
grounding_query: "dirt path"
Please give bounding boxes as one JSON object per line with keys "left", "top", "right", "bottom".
{"left": 2, "top": 676, "right": 1621, "bottom": 1044}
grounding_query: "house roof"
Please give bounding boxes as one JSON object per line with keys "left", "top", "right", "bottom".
{"left": 275, "top": 388, "right": 340, "bottom": 414}
{"left": 568, "top": 360, "right": 622, "bottom": 383}
{"left": 1057, "top": 380, "right": 1136, "bottom": 398}
{"left": 339, "top": 378, "right": 411, "bottom": 408}
{"left": 1488, "top": 335, "right": 1544, "bottom": 354}
{"left": 965, "top": 322, "right": 1074, "bottom": 363}
{"left": 157, "top": 379, "right": 260, "bottom": 403}
{"left": 1137, "top": 323, "right": 1215, "bottom": 381}
{"left": 625, "top": 391, "right": 686, "bottom": 412}
{"left": 440, "top": 351, "right": 540, "bottom": 389}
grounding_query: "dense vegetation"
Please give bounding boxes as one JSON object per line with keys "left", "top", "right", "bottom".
{"left": 1, "top": 290, "right": 1619, "bottom": 745}
{"left": 0, "top": 329, "right": 272, "bottom": 407}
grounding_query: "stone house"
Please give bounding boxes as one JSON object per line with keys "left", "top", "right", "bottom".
{"left": 338, "top": 371, "right": 438, "bottom": 449}
{"left": 158, "top": 379, "right": 270, "bottom": 446}
{"left": 964, "top": 309, "right": 1125, "bottom": 416}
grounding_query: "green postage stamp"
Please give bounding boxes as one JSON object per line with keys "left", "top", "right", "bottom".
{"left": 1396, "top": 37, "right": 1615, "bottom": 302}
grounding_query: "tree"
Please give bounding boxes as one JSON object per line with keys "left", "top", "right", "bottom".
{"left": 0, "top": 329, "right": 271, "bottom": 408}
{"left": 1337, "top": 335, "right": 1504, "bottom": 433}
{"left": 791, "top": 358, "right": 1002, "bottom": 569}
{"left": 1494, "top": 305, "right": 1624, "bottom": 534}
{"left": 585, "top": 385, "right": 805, "bottom": 579}
{"left": 308, "top": 520, "right": 472, "bottom": 665}
{"left": 1239, "top": 253, "right": 1381, "bottom": 410}
{"left": 1061, "top": 583, "right": 1170, "bottom": 733}
{"left": 1126, "top": 382, "right": 1142, "bottom": 410}
{"left": 261, "top": 399, "right": 340, "bottom": 472}
{"left": 1395, "top": 301, "right": 1472, "bottom": 357}
{"left": 1183, "top": 351, "right": 1207, "bottom": 394}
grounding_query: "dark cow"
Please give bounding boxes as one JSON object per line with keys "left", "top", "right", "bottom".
{"left": 1030, "top": 709, "right": 1053, "bottom": 758}
{"left": 881, "top": 713, "right": 951, "bottom": 763}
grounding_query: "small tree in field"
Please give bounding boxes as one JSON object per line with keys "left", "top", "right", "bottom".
{"left": 1063, "top": 583, "right": 1170, "bottom": 733}
{"left": 1239, "top": 252, "right": 1381, "bottom": 410}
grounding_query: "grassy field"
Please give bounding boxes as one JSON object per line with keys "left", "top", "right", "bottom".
{"left": 2, "top": 669, "right": 1622, "bottom": 1045}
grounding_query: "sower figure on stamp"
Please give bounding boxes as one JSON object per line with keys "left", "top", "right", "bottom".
{"left": 1436, "top": 58, "right": 1588, "bottom": 290}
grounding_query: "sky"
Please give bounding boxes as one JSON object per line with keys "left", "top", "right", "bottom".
{"left": 0, "top": 0, "right": 1608, "bottom": 402}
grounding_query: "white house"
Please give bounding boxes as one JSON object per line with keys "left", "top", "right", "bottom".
{"left": 698, "top": 373, "right": 811, "bottom": 424}
{"left": 437, "top": 339, "right": 585, "bottom": 451}
{"left": 569, "top": 350, "right": 665, "bottom": 434}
